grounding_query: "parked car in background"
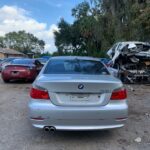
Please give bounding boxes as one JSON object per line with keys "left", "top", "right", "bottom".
{"left": 36, "top": 58, "right": 49, "bottom": 65}
{"left": 41, "top": 56, "right": 51, "bottom": 60}
{"left": 0, "top": 59, "right": 3, "bottom": 62}
{"left": 107, "top": 42, "right": 150, "bottom": 83}
{"left": 29, "top": 56, "right": 128, "bottom": 131}
{"left": 1, "top": 58, "right": 43, "bottom": 82}
{"left": 100, "top": 58, "right": 112, "bottom": 67}
{"left": 107, "top": 67, "right": 119, "bottom": 78}
{"left": 100, "top": 58, "right": 118, "bottom": 77}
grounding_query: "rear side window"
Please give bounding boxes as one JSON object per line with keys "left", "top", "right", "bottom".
{"left": 44, "top": 59, "right": 109, "bottom": 75}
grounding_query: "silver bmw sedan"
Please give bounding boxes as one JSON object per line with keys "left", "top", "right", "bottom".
{"left": 28, "top": 56, "right": 128, "bottom": 131}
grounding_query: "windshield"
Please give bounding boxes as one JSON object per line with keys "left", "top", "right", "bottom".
{"left": 44, "top": 59, "right": 109, "bottom": 75}
{"left": 11, "top": 59, "right": 34, "bottom": 65}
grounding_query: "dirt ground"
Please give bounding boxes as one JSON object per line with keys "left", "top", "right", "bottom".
{"left": 0, "top": 77, "right": 150, "bottom": 150}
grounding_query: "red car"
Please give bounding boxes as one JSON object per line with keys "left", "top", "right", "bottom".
{"left": 1, "top": 59, "right": 43, "bottom": 83}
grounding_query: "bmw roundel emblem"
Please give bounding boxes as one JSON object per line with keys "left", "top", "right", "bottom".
{"left": 78, "top": 84, "right": 84, "bottom": 90}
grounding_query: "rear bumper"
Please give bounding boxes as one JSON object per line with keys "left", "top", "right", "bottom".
{"left": 28, "top": 100, "right": 128, "bottom": 131}
{"left": 2, "top": 72, "right": 36, "bottom": 80}
{"left": 33, "top": 124, "right": 125, "bottom": 131}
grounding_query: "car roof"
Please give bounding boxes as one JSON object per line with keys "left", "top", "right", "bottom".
{"left": 50, "top": 56, "right": 100, "bottom": 61}
{"left": 0, "top": 57, "right": 16, "bottom": 63}
{"left": 117, "top": 41, "right": 150, "bottom": 45}
{"left": 13, "top": 58, "right": 32, "bottom": 61}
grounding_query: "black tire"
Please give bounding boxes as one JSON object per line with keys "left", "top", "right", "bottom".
{"left": 28, "top": 79, "right": 35, "bottom": 83}
{"left": 3, "top": 79, "right": 9, "bottom": 83}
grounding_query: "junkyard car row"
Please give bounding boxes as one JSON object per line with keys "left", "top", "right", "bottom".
{"left": 1, "top": 41, "right": 150, "bottom": 132}
{"left": 0, "top": 42, "right": 150, "bottom": 150}
{"left": 0, "top": 55, "right": 128, "bottom": 131}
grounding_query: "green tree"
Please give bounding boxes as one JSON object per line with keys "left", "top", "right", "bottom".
{"left": 0, "top": 36, "right": 5, "bottom": 48}
{"left": 0, "top": 31, "right": 45, "bottom": 54}
{"left": 54, "top": 0, "right": 116, "bottom": 57}
{"left": 54, "top": 0, "right": 150, "bottom": 57}
{"left": 54, "top": 19, "right": 72, "bottom": 55}
{"left": 131, "top": 2, "right": 150, "bottom": 41}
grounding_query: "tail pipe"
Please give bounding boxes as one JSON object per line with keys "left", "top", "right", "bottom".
{"left": 44, "top": 126, "right": 56, "bottom": 132}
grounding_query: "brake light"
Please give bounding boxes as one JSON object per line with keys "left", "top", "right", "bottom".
{"left": 110, "top": 88, "right": 127, "bottom": 100}
{"left": 30, "top": 87, "right": 50, "bottom": 99}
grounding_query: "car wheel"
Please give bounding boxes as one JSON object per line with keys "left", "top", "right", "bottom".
{"left": 27, "top": 79, "right": 35, "bottom": 83}
{"left": 30, "top": 79, "right": 35, "bottom": 83}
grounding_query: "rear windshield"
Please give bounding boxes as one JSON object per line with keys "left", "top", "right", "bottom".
{"left": 11, "top": 59, "right": 34, "bottom": 65}
{"left": 1, "top": 58, "right": 15, "bottom": 64}
{"left": 44, "top": 59, "right": 109, "bottom": 75}
{"left": 37, "top": 58, "right": 48, "bottom": 63}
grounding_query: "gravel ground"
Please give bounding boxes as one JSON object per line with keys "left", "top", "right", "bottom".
{"left": 0, "top": 77, "right": 150, "bottom": 150}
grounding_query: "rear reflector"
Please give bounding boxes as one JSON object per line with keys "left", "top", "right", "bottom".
{"left": 30, "top": 87, "right": 50, "bottom": 100}
{"left": 110, "top": 88, "right": 127, "bottom": 100}
{"left": 30, "top": 117, "right": 45, "bottom": 120}
{"left": 115, "top": 117, "right": 128, "bottom": 121}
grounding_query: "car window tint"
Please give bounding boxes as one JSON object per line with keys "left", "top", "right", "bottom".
{"left": 37, "top": 58, "right": 47, "bottom": 63}
{"left": 44, "top": 59, "right": 109, "bottom": 75}
{"left": 11, "top": 59, "right": 34, "bottom": 65}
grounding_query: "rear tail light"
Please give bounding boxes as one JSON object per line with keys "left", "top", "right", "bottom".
{"left": 30, "top": 86, "right": 50, "bottom": 100}
{"left": 4, "top": 66, "right": 11, "bottom": 69}
{"left": 110, "top": 88, "right": 127, "bottom": 100}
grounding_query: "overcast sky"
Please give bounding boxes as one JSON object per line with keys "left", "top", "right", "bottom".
{"left": 0, "top": 0, "right": 82, "bottom": 53}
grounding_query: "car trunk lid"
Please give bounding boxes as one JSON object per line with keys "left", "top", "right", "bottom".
{"left": 35, "top": 74, "right": 122, "bottom": 106}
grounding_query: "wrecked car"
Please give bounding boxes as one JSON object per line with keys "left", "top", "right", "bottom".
{"left": 107, "top": 42, "right": 150, "bottom": 83}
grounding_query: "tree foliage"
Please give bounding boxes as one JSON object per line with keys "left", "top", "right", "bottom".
{"left": 0, "top": 31, "right": 45, "bottom": 54}
{"left": 54, "top": 0, "right": 150, "bottom": 57}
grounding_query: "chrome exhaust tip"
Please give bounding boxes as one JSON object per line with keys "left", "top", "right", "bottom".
{"left": 44, "top": 126, "right": 56, "bottom": 132}
{"left": 44, "top": 126, "right": 50, "bottom": 132}
{"left": 49, "top": 126, "right": 56, "bottom": 132}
